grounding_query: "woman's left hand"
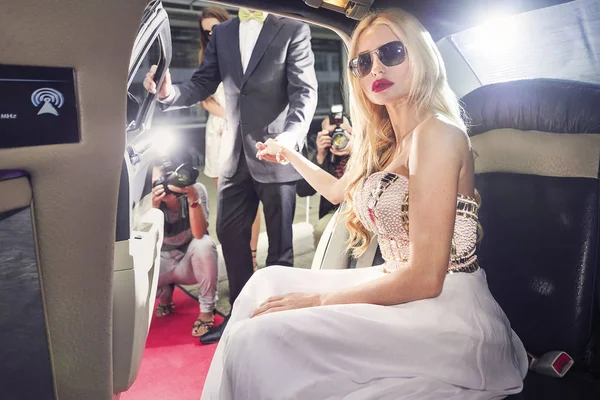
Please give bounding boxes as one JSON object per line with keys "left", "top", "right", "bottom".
{"left": 251, "top": 292, "right": 322, "bottom": 317}
{"left": 255, "top": 139, "right": 279, "bottom": 163}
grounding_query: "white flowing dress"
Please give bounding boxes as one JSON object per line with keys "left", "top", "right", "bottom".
{"left": 201, "top": 172, "right": 528, "bottom": 400}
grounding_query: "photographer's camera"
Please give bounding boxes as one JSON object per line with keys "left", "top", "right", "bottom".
{"left": 329, "top": 104, "right": 349, "bottom": 151}
{"left": 153, "top": 160, "right": 200, "bottom": 196}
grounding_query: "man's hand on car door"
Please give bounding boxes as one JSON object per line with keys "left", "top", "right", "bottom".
{"left": 143, "top": 64, "right": 173, "bottom": 100}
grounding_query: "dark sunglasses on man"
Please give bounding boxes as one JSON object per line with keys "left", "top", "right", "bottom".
{"left": 349, "top": 40, "right": 407, "bottom": 78}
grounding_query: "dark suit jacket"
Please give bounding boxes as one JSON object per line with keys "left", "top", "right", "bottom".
{"left": 164, "top": 15, "right": 318, "bottom": 183}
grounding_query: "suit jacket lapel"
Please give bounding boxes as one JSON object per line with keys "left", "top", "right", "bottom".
{"left": 242, "top": 15, "right": 283, "bottom": 85}
{"left": 226, "top": 18, "right": 243, "bottom": 86}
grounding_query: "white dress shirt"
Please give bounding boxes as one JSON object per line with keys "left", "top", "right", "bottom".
{"left": 161, "top": 13, "right": 269, "bottom": 103}
{"left": 239, "top": 14, "right": 268, "bottom": 73}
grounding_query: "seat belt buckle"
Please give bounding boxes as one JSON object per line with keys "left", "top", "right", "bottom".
{"left": 528, "top": 351, "right": 574, "bottom": 378}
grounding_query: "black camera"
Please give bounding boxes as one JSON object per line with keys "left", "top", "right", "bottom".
{"left": 152, "top": 160, "right": 199, "bottom": 196}
{"left": 328, "top": 104, "right": 349, "bottom": 151}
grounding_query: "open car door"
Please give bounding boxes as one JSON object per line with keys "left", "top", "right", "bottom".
{"left": 112, "top": 0, "right": 172, "bottom": 395}
{"left": 0, "top": 0, "right": 162, "bottom": 398}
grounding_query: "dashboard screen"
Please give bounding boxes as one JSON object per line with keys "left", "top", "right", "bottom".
{"left": 0, "top": 64, "right": 79, "bottom": 149}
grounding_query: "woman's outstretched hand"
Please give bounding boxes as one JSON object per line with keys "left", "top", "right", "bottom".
{"left": 251, "top": 292, "right": 323, "bottom": 317}
{"left": 255, "top": 139, "right": 280, "bottom": 163}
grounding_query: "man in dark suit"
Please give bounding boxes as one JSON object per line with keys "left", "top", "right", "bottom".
{"left": 144, "top": 8, "right": 318, "bottom": 343}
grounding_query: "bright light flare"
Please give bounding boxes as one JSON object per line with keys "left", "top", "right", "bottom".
{"left": 470, "top": 13, "right": 519, "bottom": 54}
{"left": 152, "top": 127, "right": 178, "bottom": 158}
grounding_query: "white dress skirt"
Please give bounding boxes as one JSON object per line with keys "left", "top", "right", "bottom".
{"left": 203, "top": 83, "right": 226, "bottom": 179}
{"left": 202, "top": 172, "right": 528, "bottom": 399}
{"left": 201, "top": 265, "right": 528, "bottom": 400}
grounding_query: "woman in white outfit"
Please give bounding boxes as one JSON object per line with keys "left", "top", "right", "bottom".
{"left": 198, "top": 7, "right": 229, "bottom": 185}
{"left": 202, "top": 9, "right": 528, "bottom": 400}
{"left": 202, "top": 82, "right": 227, "bottom": 181}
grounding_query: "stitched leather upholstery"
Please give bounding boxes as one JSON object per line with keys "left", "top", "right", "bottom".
{"left": 462, "top": 79, "right": 600, "bottom": 399}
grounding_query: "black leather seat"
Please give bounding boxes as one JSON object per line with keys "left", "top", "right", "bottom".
{"left": 461, "top": 79, "right": 600, "bottom": 399}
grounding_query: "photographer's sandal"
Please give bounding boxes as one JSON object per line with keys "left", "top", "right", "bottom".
{"left": 192, "top": 318, "right": 214, "bottom": 337}
{"left": 155, "top": 302, "right": 175, "bottom": 317}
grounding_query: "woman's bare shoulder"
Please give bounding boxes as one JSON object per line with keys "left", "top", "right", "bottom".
{"left": 413, "top": 115, "right": 470, "bottom": 156}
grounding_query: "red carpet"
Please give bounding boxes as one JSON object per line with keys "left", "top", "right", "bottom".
{"left": 122, "top": 287, "right": 224, "bottom": 400}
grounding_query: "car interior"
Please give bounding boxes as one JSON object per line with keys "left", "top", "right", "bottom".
{"left": 0, "top": 0, "right": 598, "bottom": 399}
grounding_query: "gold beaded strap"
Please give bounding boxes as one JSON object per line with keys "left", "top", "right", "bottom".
{"left": 456, "top": 194, "right": 479, "bottom": 220}
{"left": 447, "top": 258, "right": 480, "bottom": 274}
{"left": 367, "top": 173, "right": 400, "bottom": 222}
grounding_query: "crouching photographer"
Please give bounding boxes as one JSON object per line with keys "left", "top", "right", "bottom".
{"left": 297, "top": 105, "right": 353, "bottom": 248}
{"left": 151, "top": 159, "right": 218, "bottom": 338}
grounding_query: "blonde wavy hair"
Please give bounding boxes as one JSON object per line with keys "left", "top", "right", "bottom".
{"left": 343, "top": 9, "right": 468, "bottom": 257}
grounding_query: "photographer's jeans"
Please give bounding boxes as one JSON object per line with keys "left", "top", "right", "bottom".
{"left": 157, "top": 236, "right": 218, "bottom": 313}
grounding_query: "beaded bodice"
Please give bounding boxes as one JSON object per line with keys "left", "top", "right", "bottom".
{"left": 354, "top": 172, "right": 480, "bottom": 274}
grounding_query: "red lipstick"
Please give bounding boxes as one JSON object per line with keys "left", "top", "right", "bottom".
{"left": 372, "top": 79, "right": 394, "bottom": 93}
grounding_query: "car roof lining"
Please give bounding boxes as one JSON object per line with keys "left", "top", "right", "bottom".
{"left": 186, "top": 0, "right": 574, "bottom": 40}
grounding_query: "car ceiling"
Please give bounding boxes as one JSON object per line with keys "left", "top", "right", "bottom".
{"left": 175, "top": 0, "right": 574, "bottom": 40}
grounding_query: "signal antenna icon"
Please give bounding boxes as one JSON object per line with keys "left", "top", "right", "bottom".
{"left": 31, "top": 88, "right": 64, "bottom": 116}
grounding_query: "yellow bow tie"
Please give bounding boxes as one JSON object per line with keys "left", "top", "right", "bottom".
{"left": 238, "top": 9, "right": 266, "bottom": 23}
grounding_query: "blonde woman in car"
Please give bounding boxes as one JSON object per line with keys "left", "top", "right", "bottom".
{"left": 202, "top": 9, "right": 528, "bottom": 400}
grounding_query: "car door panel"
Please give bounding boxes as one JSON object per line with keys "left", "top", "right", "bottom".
{"left": 112, "top": 0, "right": 172, "bottom": 394}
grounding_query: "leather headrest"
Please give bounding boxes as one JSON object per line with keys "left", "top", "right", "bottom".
{"left": 462, "top": 79, "right": 600, "bottom": 136}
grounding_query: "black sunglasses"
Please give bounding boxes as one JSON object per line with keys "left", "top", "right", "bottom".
{"left": 202, "top": 29, "right": 213, "bottom": 38}
{"left": 349, "top": 40, "right": 407, "bottom": 78}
